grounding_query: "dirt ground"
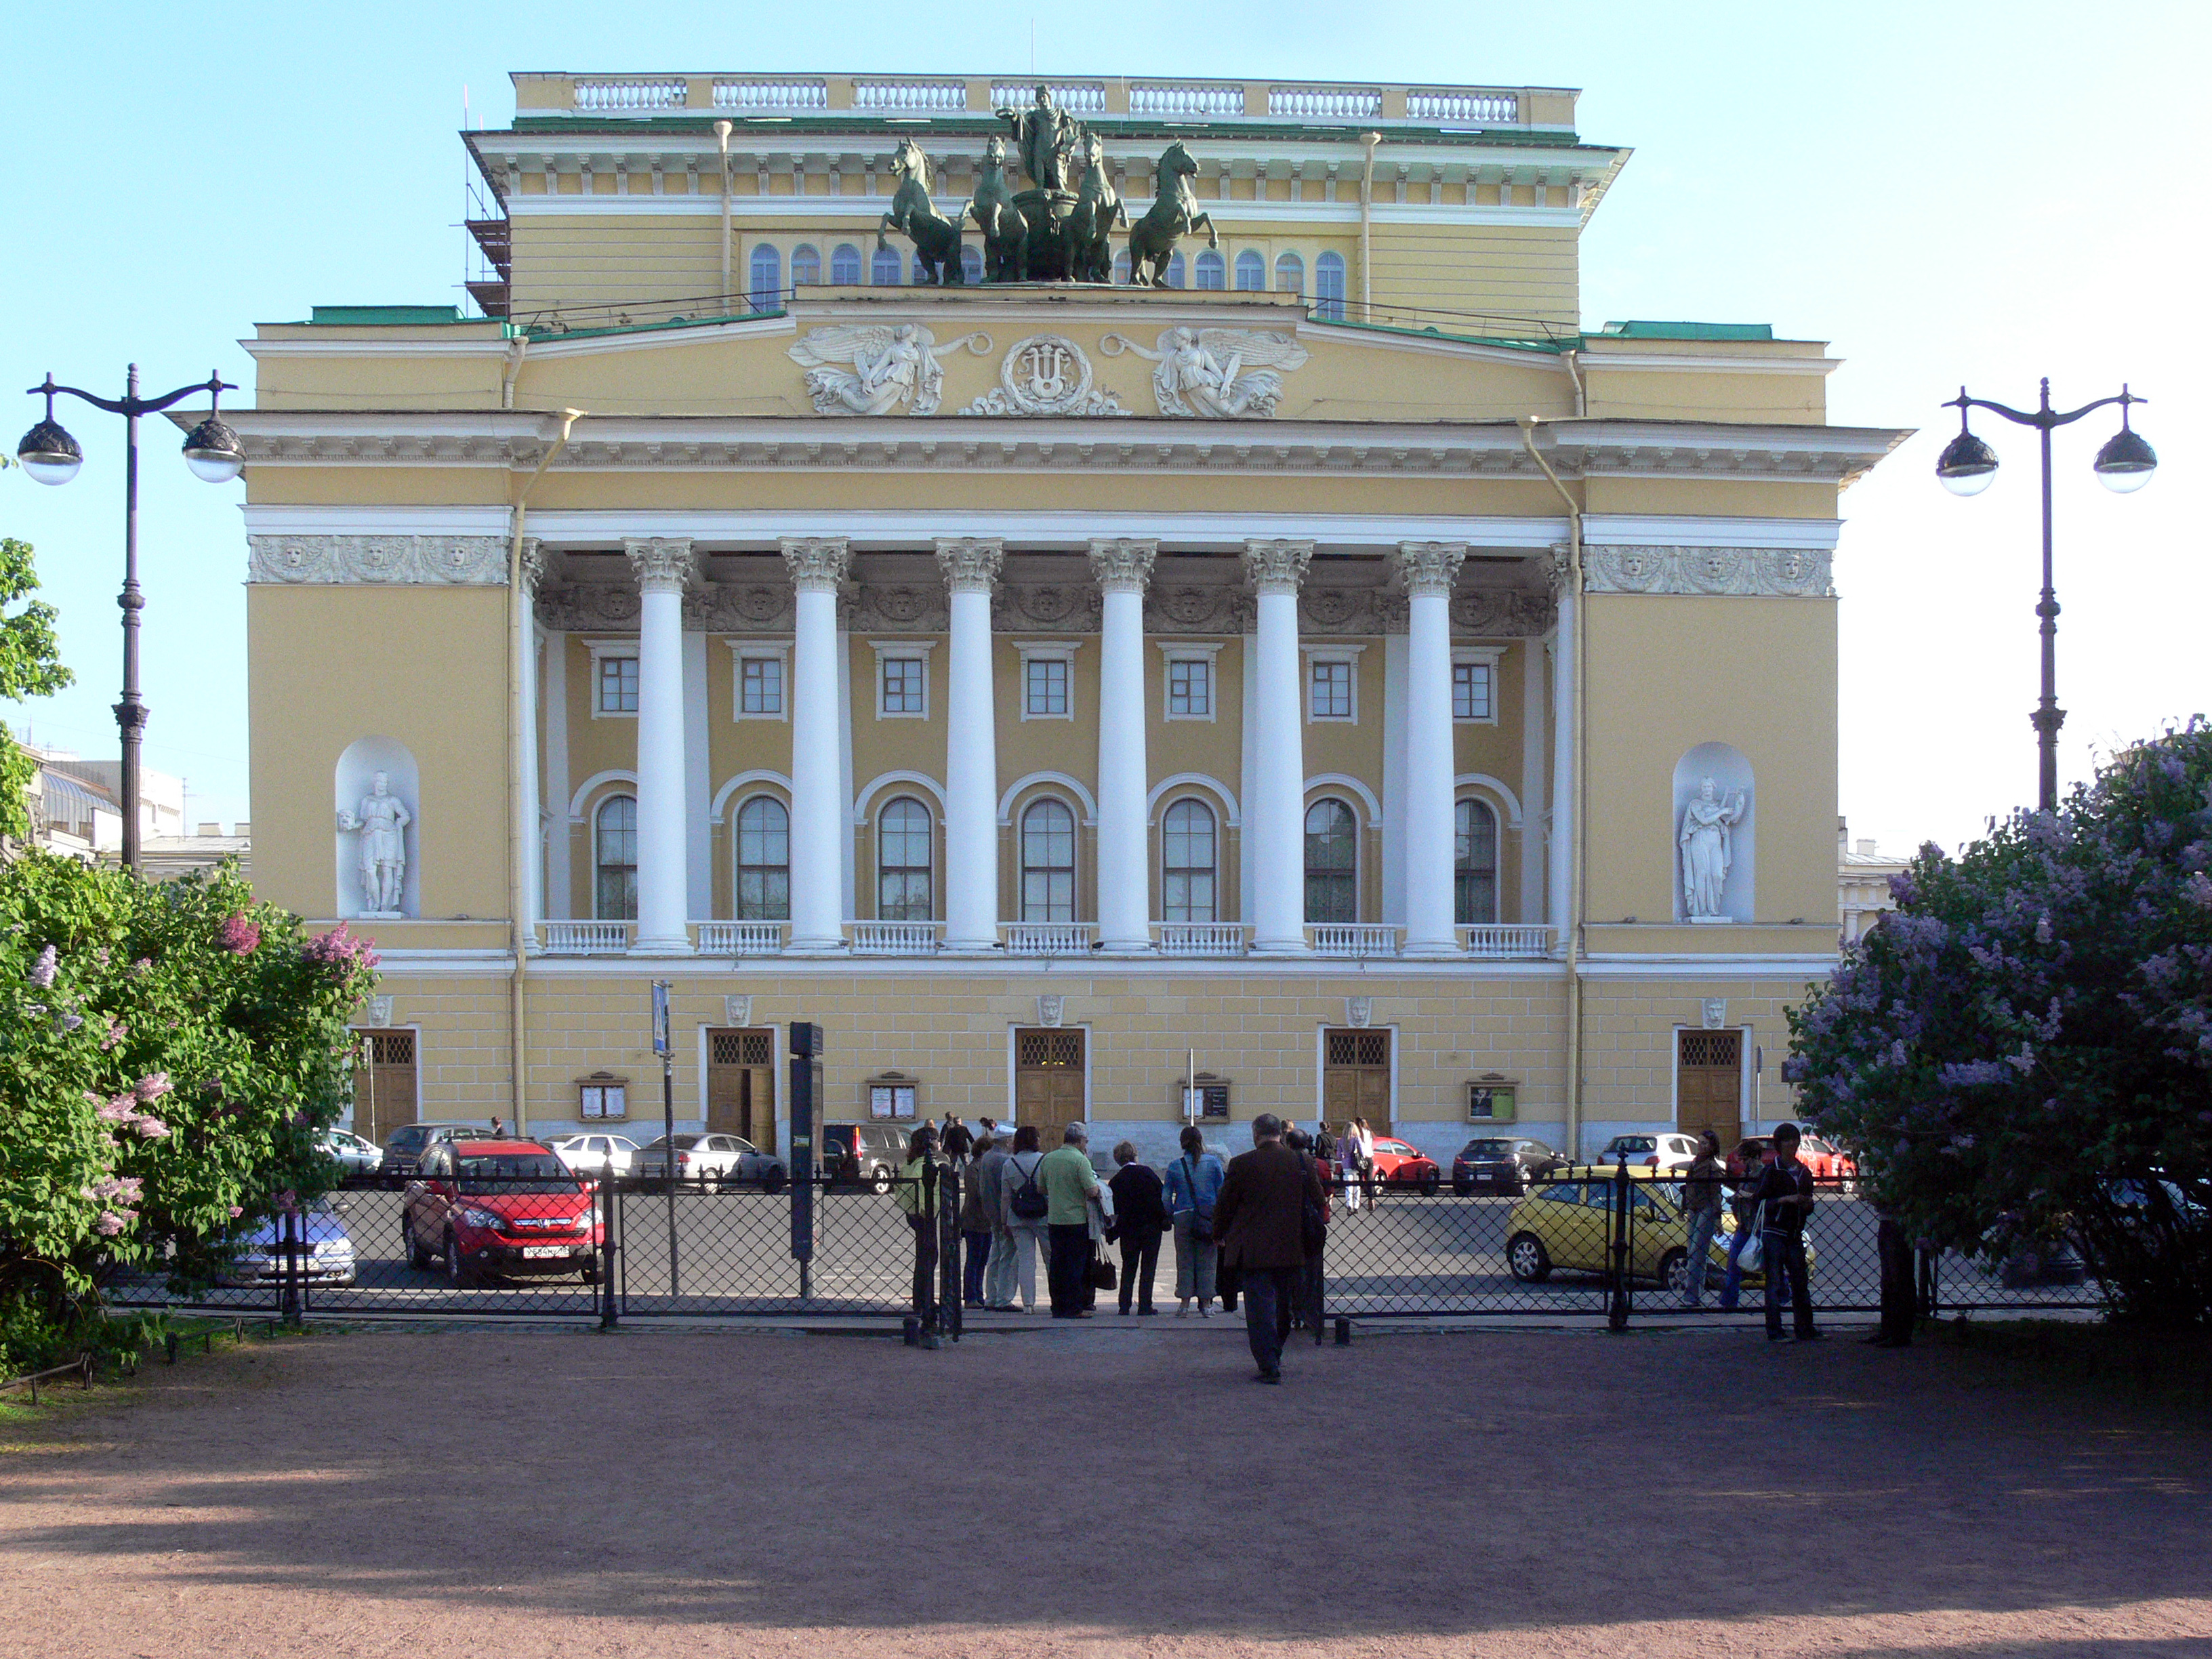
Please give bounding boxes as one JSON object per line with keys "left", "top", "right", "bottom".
{"left": 4, "top": 1319, "right": 2210, "bottom": 1658}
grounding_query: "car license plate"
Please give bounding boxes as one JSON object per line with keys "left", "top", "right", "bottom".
{"left": 522, "top": 1245, "right": 569, "bottom": 1259}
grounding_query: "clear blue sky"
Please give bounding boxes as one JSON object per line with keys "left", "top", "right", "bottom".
{"left": 3, "top": 1, "right": 2205, "bottom": 852}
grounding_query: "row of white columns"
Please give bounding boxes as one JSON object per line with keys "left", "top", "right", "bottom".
{"left": 579, "top": 534, "right": 1502, "bottom": 956}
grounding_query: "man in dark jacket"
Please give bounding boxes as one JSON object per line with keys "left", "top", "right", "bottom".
{"left": 1756, "top": 1122, "right": 1818, "bottom": 1343}
{"left": 1212, "top": 1113, "right": 1328, "bottom": 1383}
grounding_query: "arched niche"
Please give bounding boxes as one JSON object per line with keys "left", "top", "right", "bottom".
{"left": 1673, "top": 742, "right": 1754, "bottom": 923}
{"left": 335, "top": 736, "right": 421, "bottom": 919}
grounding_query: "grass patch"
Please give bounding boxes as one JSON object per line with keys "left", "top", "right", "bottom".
{"left": 1932, "top": 1316, "right": 2212, "bottom": 1414}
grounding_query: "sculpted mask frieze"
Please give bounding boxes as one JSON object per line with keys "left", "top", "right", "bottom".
{"left": 247, "top": 535, "right": 507, "bottom": 586}
{"left": 788, "top": 324, "right": 991, "bottom": 417}
{"left": 1100, "top": 327, "right": 1309, "bottom": 418}
{"left": 960, "top": 335, "right": 1128, "bottom": 417}
{"left": 993, "top": 583, "right": 1102, "bottom": 633}
{"left": 1143, "top": 584, "right": 1254, "bottom": 636}
{"left": 848, "top": 583, "right": 949, "bottom": 634}
{"left": 686, "top": 583, "right": 795, "bottom": 634}
{"left": 535, "top": 582, "right": 642, "bottom": 631}
{"left": 1449, "top": 588, "right": 1556, "bottom": 637}
{"left": 1584, "top": 545, "right": 1835, "bottom": 597}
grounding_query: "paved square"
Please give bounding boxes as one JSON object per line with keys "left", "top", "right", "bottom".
{"left": 4, "top": 1323, "right": 2207, "bottom": 1656}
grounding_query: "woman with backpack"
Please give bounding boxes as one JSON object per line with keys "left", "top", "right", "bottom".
{"left": 1163, "top": 1124, "right": 1227, "bottom": 1317}
{"left": 998, "top": 1124, "right": 1052, "bottom": 1313}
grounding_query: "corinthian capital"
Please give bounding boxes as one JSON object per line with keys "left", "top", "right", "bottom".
{"left": 624, "top": 537, "right": 699, "bottom": 596}
{"left": 1393, "top": 539, "right": 1467, "bottom": 596}
{"left": 1086, "top": 538, "right": 1157, "bottom": 596}
{"left": 780, "top": 536, "right": 852, "bottom": 594}
{"left": 935, "top": 537, "right": 1004, "bottom": 595}
{"left": 1241, "top": 538, "right": 1313, "bottom": 596}
{"left": 518, "top": 537, "right": 548, "bottom": 594}
{"left": 1546, "top": 541, "right": 1580, "bottom": 597}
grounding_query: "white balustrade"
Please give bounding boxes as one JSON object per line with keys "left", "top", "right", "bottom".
{"left": 1309, "top": 924, "right": 1400, "bottom": 959}
{"left": 695, "top": 920, "right": 787, "bottom": 956}
{"left": 1153, "top": 922, "right": 1249, "bottom": 958}
{"left": 1001, "top": 923, "right": 1097, "bottom": 956}
{"left": 540, "top": 920, "right": 634, "bottom": 956}
{"left": 573, "top": 78, "right": 688, "bottom": 112}
{"left": 1269, "top": 85, "right": 1384, "bottom": 119}
{"left": 1458, "top": 924, "right": 1554, "bottom": 960}
{"left": 1130, "top": 83, "right": 1246, "bottom": 118}
{"left": 989, "top": 82, "right": 1106, "bottom": 114}
{"left": 853, "top": 79, "right": 968, "bottom": 112}
{"left": 1408, "top": 89, "right": 1518, "bottom": 124}
{"left": 714, "top": 79, "right": 827, "bottom": 110}
{"left": 848, "top": 920, "right": 943, "bottom": 956}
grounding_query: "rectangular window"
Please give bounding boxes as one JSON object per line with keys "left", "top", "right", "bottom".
{"left": 1167, "top": 657, "right": 1212, "bottom": 717}
{"left": 1452, "top": 661, "right": 1493, "bottom": 722}
{"left": 739, "top": 655, "right": 783, "bottom": 716}
{"left": 598, "top": 655, "right": 639, "bottom": 714}
{"left": 1025, "top": 657, "right": 1069, "bottom": 717}
{"left": 880, "top": 657, "right": 925, "bottom": 716}
{"left": 1310, "top": 659, "right": 1352, "bottom": 720}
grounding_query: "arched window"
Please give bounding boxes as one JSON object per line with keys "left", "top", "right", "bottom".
{"left": 1195, "top": 249, "right": 1225, "bottom": 290}
{"left": 1455, "top": 798, "right": 1499, "bottom": 926}
{"left": 1113, "top": 250, "right": 1131, "bottom": 285}
{"left": 1165, "top": 251, "right": 1186, "bottom": 289}
{"left": 1315, "top": 251, "right": 1347, "bottom": 321}
{"left": 594, "top": 795, "right": 638, "bottom": 921}
{"left": 747, "top": 243, "right": 781, "bottom": 312}
{"left": 1233, "top": 249, "right": 1265, "bottom": 291}
{"left": 1020, "top": 799, "right": 1076, "bottom": 923}
{"left": 790, "top": 244, "right": 821, "bottom": 287}
{"left": 1275, "top": 251, "right": 1305, "bottom": 295}
{"left": 735, "top": 796, "right": 791, "bottom": 921}
{"left": 1162, "top": 799, "right": 1216, "bottom": 923}
{"left": 877, "top": 797, "right": 933, "bottom": 920}
{"left": 830, "top": 243, "right": 862, "bottom": 285}
{"left": 1303, "top": 798, "right": 1357, "bottom": 924}
{"left": 960, "top": 245, "right": 984, "bottom": 285}
{"left": 871, "top": 245, "right": 903, "bottom": 286}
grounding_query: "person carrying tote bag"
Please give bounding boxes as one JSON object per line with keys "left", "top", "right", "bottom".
{"left": 1164, "top": 1124, "right": 1225, "bottom": 1317}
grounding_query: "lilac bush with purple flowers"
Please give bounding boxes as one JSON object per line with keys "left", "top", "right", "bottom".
{"left": 1787, "top": 722, "right": 2212, "bottom": 1328}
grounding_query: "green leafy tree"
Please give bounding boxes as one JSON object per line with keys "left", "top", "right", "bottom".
{"left": 0, "top": 535, "right": 75, "bottom": 840}
{"left": 1786, "top": 723, "right": 2212, "bottom": 1327}
{"left": 0, "top": 855, "right": 377, "bottom": 1371}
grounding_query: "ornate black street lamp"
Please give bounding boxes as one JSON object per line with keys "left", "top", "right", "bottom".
{"left": 16, "top": 367, "right": 243, "bottom": 873}
{"left": 1936, "top": 380, "right": 2156, "bottom": 813}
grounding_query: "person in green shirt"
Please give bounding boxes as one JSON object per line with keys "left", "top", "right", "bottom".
{"left": 1037, "top": 1123, "right": 1101, "bottom": 1317}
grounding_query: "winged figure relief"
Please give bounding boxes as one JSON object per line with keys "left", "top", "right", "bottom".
{"left": 1101, "top": 327, "right": 1311, "bottom": 418}
{"left": 786, "top": 324, "right": 991, "bottom": 417}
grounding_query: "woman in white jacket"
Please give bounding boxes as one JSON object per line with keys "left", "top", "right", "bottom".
{"left": 996, "top": 1124, "right": 1051, "bottom": 1313}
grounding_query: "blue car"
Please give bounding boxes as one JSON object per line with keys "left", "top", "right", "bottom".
{"left": 219, "top": 1195, "right": 359, "bottom": 1287}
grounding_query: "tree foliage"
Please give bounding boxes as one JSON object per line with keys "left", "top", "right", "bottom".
{"left": 1786, "top": 724, "right": 2212, "bottom": 1327}
{"left": 0, "top": 854, "right": 377, "bottom": 1372}
{"left": 0, "top": 535, "right": 75, "bottom": 842}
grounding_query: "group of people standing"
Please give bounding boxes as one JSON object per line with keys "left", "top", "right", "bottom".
{"left": 1673, "top": 1121, "right": 1825, "bottom": 1342}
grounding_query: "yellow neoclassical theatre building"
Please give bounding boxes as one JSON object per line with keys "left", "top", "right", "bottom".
{"left": 225, "top": 70, "right": 1904, "bottom": 1166}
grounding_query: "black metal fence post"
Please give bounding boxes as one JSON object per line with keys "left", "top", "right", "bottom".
{"left": 598, "top": 1170, "right": 619, "bottom": 1330}
{"left": 1607, "top": 1160, "right": 1632, "bottom": 1331}
{"left": 939, "top": 1162, "right": 962, "bottom": 1343}
{"left": 279, "top": 1208, "right": 304, "bottom": 1328}
{"left": 916, "top": 1164, "right": 941, "bottom": 1349}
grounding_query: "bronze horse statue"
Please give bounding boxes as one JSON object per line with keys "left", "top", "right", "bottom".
{"left": 877, "top": 138, "right": 965, "bottom": 285}
{"left": 1067, "top": 133, "right": 1124, "bottom": 285}
{"left": 965, "top": 136, "right": 1029, "bottom": 283}
{"left": 1124, "top": 140, "right": 1216, "bottom": 287}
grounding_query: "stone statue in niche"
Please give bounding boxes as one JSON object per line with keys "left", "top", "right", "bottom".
{"left": 1679, "top": 777, "right": 1748, "bottom": 920}
{"left": 337, "top": 771, "right": 413, "bottom": 916}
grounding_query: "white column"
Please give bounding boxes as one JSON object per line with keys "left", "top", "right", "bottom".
{"left": 1089, "top": 539, "right": 1156, "bottom": 953}
{"left": 1547, "top": 546, "right": 1577, "bottom": 939}
{"left": 782, "top": 537, "right": 852, "bottom": 952}
{"left": 1397, "top": 540, "right": 1467, "bottom": 956}
{"left": 937, "top": 538, "right": 1004, "bottom": 953}
{"left": 518, "top": 539, "right": 547, "bottom": 943}
{"left": 1244, "top": 539, "right": 1313, "bottom": 954}
{"left": 626, "top": 537, "right": 699, "bottom": 954}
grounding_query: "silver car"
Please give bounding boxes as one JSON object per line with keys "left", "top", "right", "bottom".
{"left": 320, "top": 1129, "right": 382, "bottom": 1176}
{"left": 632, "top": 1132, "right": 789, "bottom": 1191}
{"left": 549, "top": 1132, "right": 639, "bottom": 1176}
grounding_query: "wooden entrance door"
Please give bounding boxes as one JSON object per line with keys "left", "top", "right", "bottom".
{"left": 1014, "top": 1028, "right": 1086, "bottom": 1136}
{"left": 1323, "top": 1029, "right": 1391, "bottom": 1129}
{"left": 1676, "top": 1029, "right": 1744, "bottom": 1147}
{"left": 352, "top": 1030, "right": 418, "bottom": 1147}
{"left": 706, "top": 1028, "right": 776, "bottom": 1145}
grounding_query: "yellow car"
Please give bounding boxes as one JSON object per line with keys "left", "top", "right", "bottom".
{"left": 1504, "top": 1172, "right": 1814, "bottom": 1294}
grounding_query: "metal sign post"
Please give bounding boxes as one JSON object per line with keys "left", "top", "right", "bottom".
{"left": 788, "top": 1021, "right": 820, "bottom": 1303}
{"left": 652, "top": 981, "right": 678, "bottom": 1296}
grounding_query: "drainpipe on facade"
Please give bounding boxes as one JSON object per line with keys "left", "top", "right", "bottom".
{"left": 1517, "top": 415, "right": 1586, "bottom": 1158}
{"left": 1358, "top": 131, "right": 1381, "bottom": 323}
{"left": 500, "top": 335, "right": 527, "bottom": 411}
{"left": 508, "top": 407, "right": 585, "bottom": 1133}
{"left": 716, "top": 120, "right": 733, "bottom": 302}
{"left": 1562, "top": 348, "right": 1586, "bottom": 417}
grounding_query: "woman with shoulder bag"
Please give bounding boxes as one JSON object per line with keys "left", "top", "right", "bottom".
{"left": 1163, "top": 1124, "right": 1226, "bottom": 1317}
{"left": 998, "top": 1126, "right": 1052, "bottom": 1314}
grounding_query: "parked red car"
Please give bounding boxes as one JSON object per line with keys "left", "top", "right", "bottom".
{"left": 403, "top": 1139, "right": 602, "bottom": 1288}
{"left": 1368, "top": 1135, "right": 1441, "bottom": 1195}
{"left": 1799, "top": 1134, "right": 1860, "bottom": 1190}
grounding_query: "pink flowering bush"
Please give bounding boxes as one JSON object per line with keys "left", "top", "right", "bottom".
{"left": 0, "top": 854, "right": 377, "bottom": 1371}
{"left": 1787, "top": 722, "right": 2212, "bottom": 1328}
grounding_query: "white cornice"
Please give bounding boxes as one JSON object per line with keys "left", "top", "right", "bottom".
{"left": 240, "top": 336, "right": 513, "bottom": 361}
{"left": 1582, "top": 515, "right": 1842, "bottom": 552}
{"left": 502, "top": 192, "right": 1585, "bottom": 229}
{"left": 1578, "top": 352, "right": 1839, "bottom": 377}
